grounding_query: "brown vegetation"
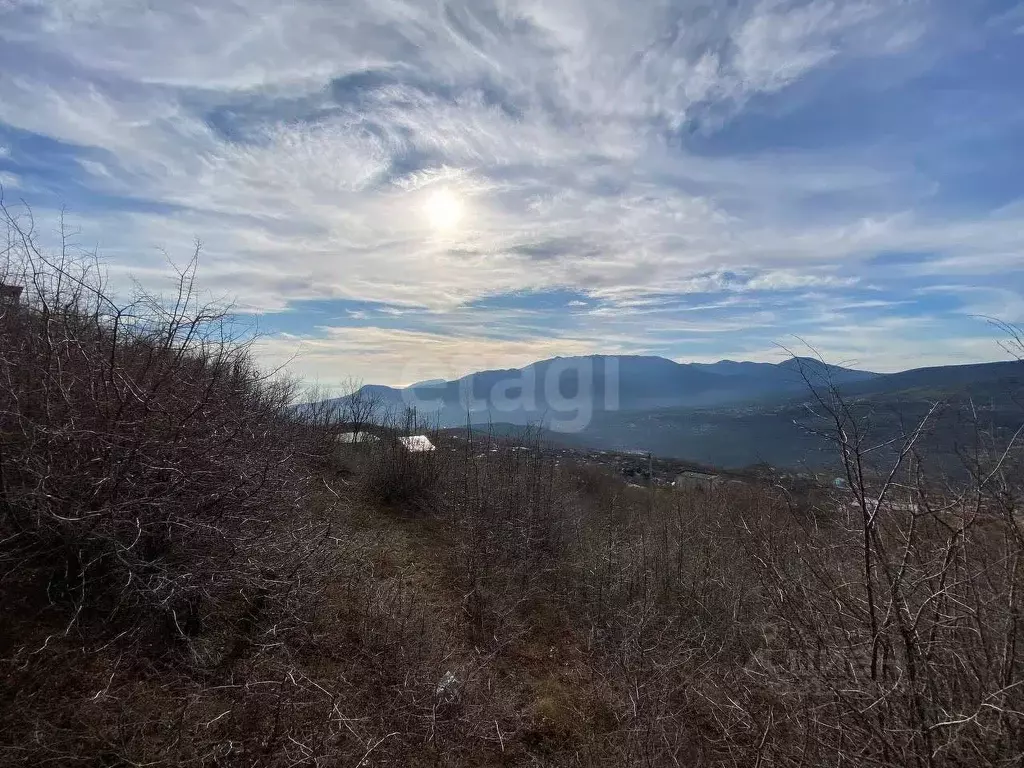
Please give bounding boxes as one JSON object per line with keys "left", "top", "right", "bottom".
{"left": 1, "top": 208, "right": 1022, "bottom": 766}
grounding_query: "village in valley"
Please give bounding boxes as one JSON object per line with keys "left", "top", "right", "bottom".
{"left": 333, "top": 423, "right": 848, "bottom": 495}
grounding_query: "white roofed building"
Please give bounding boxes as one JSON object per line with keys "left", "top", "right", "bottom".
{"left": 335, "top": 432, "right": 380, "bottom": 444}
{"left": 398, "top": 435, "right": 435, "bottom": 452}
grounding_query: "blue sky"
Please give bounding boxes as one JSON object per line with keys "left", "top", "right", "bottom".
{"left": 2, "top": 0, "right": 1023, "bottom": 387}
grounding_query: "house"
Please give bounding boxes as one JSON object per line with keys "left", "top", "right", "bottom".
{"left": 398, "top": 435, "right": 435, "bottom": 452}
{"left": 673, "top": 471, "right": 720, "bottom": 491}
{"left": 335, "top": 431, "right": 380, "bottom": 444}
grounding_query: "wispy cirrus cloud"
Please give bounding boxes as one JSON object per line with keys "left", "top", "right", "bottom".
{"left": 1, "top": 0, "right": 1023, "bottom": 386}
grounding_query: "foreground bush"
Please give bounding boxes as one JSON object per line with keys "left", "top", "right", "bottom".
{"left": 0, "top": 207, "right": 337, "bottom": 761}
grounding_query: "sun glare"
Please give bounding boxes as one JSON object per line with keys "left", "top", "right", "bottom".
{"left": 422, "top": 188, "right": 465, "bottom": 231}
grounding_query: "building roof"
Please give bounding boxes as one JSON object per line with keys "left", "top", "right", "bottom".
{"left": 336, "top": 432, "right": 380, "bottom": 444}
{"left": 673, "top": 471, "right": 720, "bottom": 488}
{"left": 398, "top": 435, "right": 435, "bottom": 452}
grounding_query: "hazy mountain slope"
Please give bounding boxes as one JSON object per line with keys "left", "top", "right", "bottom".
{"left": 835, "top": 361, "right": 1024, "bottom": 399}
{"left": 327, "top": 356, "right": 1021, "bottom": 470}
{"left": 575, "top": 359, "right": 1024, "bottom": 469}
{"left": 337, "top": 354, "right": 880, "bottom": 426}
{"left": 693, "top": 358, "right": 878, "bottom": 387}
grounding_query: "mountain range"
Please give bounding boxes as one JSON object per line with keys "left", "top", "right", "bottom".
{"left": 353, "top": 355, "right": 879, "bottom": 421}
{"left": 336, "top": 355, "right": 1023, "bottom": 470}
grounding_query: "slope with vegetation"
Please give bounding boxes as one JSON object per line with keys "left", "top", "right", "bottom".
{"left": 332, "top": 355, "right": 881, "bottom": 428}
{"left": 340, "top": 354, "right": 1024, "bottom": 470}
{"left": 2, "top": 208, "right": 1023, "bottom": 766}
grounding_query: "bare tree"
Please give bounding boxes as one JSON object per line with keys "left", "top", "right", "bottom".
{"left": 340, "top": 376, "right": 383, "bottom": 440}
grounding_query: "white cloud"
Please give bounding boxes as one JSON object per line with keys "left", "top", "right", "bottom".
{"left": 744, "top": 270, "right": 858, "bottom": 291}
{"left": 776, "top": 321, "right": 1012, "bottom": 373}
{"left": 0, "top": 1, "right": 932, "bottom": 312}
{"left": 987, "top": 3, "right": 1024, "bottom": 35}
{"left": 254, "top": 325, "right": 610, "bottom": 389}
{"left": 2, "top": 0, "right": 1021, "bottom": 380}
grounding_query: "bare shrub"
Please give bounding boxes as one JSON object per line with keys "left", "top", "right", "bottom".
{"left": 728, "top": 350, "right": 1024, "bottom": 765}
{"left": 0, "top": 204, "right": 337, "bottom": 762}
{"left": 356, "top": 406, "right": 448, "bottom": 511}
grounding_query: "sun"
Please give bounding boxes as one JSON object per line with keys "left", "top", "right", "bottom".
{"left": 422, "top": 188, "right": 465, "bottom": 231}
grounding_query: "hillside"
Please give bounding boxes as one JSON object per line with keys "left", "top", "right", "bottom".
{"left": 342, "top": 357, "right": 1023, "bottom": 469}
{"left": 336, "top": 355, "right": 877, "bottom": 426}
{"left": 3, "top": 239, "right": 1023, "bottom": 766}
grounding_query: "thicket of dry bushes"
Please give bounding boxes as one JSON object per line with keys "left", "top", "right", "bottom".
{"left": 2, "top": 207, "right": 1022, "bottom": 766}
{"left": 0, "top": 206, "right": 341, "bottom": 764}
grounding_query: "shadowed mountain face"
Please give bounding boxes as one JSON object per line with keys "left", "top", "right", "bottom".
{"left": 337, "top": 355, "right": 880, "bottom": 429}
{"left": 582, "top": 360, "right": 1024, "bottom": 470}
{"left": 331, "top": 356, "right": 1024, "bottom": 470}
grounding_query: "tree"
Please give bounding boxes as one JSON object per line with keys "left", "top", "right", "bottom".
{"left": 341, "top": 377, "right": 383, "bottom": 440}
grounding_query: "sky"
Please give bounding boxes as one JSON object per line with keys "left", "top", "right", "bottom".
{"left": 1, "top": 0, "right": 1023, "bottom": 388}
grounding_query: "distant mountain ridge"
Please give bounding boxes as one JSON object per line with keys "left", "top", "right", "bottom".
{"left": 326, "top": 355, "right": 1022, "bottom": 468}
{"left": 337, "top": 354, "right": 881, "bottom": 428}
{"left": 580, "top": 358, "right": 1024, "bottom": 469}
